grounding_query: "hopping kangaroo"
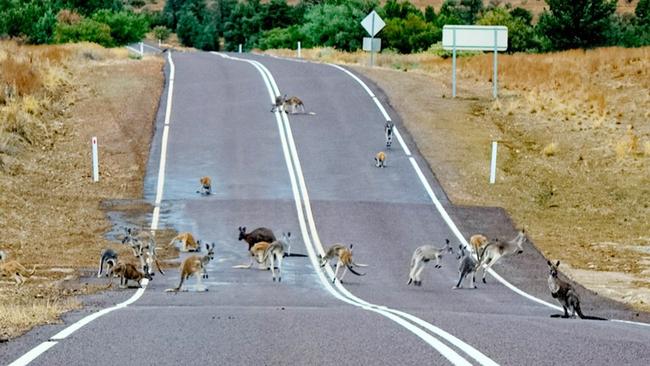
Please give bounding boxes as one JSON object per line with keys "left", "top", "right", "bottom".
{"left": 196, "top": 176, "right": 212, "bottom": 195}
{"left": 108, "top": 262, "right": 151, "bottom": 289}
{"left": 283, "top": 96, "right": 305, "bottom": 114}
{"left": 166, "top": 243, "right": 215, "bottom": 292}
{"left": 407, "top": 239, "right": 453, "bottom": 286}
{"left": 318, "top": 244, "right": 367, "bottom": 284}
{"left": 384, "top": 122, "right": 394, "bottom": 148}
{"left": 238, "top": 226, "right": 276, "bottom": 250}
{"left": 452, "top": 245, "right": 480, "bottom": 289}
{"left": 477, "top": 230, "right": 528, "bottom": 284}
{"left": 375, "top": 151, "right": 386, "bottom": 168}
{"left": 0, "top": 251, "right": 35, "bottom": 286}
{"left": 97, "top": 248, "right": 118, "bottom": 278}
{"left": 547, "top": 260, "right": 606, "bottom": 320}
{"left": 169, "top": 232, "right": 200, "bottom": 252}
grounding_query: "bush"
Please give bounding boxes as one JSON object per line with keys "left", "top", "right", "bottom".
{"left": 54, "top": 18, "right": 114, "bottom": 47}
{"left": 152, "top": 25, "right": 171, "bottom": 42}
{"left": 92, "top": 10, "right": 149, "bottom": 45}
{"left": 383, "top": 14, "right": 439, "bottom": 53}
{"left": 256, "top": 25, "right": 305, "bottom": 50}
{"left": 477, "top": 7, "right": 540, "bottom": 53}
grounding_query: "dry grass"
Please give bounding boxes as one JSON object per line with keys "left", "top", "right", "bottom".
{"left": 263, "top": 46, "right": 650, "bottom": 311}
{"left": 0, "top": 41, "right": 166, "bottom": 339}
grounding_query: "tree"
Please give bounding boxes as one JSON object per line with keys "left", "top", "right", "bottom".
{"left": 92, "top": 10, "right": 149, "bottom": 45}
{"left": 537, "top": 0, "right": 617, "bottom": 50}
{"left": 153, "top": 25, "right": 171, "bottom": 42}
{"left": 424, "top": 5, "right": 437, "bottom": 24}
{"left": 383, "top": 0, "right": 422, "bottom": 19}
{"left": 477, "top": 6, "right": 540, "bottom": 52}
{"left": 637, "top": 0, "right": 650, "bottom": 25}
{"left": 176, "top": 8, "right": 200, "bottom": 46}
{"left": 383, "top": 14, "right": 439, "bottom": 53}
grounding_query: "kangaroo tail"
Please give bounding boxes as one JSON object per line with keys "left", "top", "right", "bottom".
{"left": 347, "top": 265, "right": 366, "bottom": 277}
{"left": 283, "top": 253, "right": 308, "bottom": 257}
{"left": 98, "top": 257, "right": 104, "bottom": 277}
{"left": 478, "top": 242, "right": 494, "bottom": 264}
{"left": 576, "top": 305, "right": 607, "bottom": 320}
{"left": 28, "top": 265, "right": 36, "bottom": 276}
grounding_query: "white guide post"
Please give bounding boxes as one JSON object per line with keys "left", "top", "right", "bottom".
{"left": 297, "top": 41, "right": 301, "bottom": 58}
{"left": 91, "top": 136, "right": 99, "bottom": 182}
{"left": 238, "top": 44, "right": 242, "bottom": 53}
{"left": 139, "top": 42, "right": 144, "bottom": 57}
{"left": 489, "top": 141, "right": 498, "bottom": 184}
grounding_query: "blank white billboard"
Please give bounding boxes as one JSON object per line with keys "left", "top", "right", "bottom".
{"left": 442, "top": 25, "right": 508, "bottom": 51}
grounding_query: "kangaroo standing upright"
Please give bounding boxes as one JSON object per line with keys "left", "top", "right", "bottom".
{"left": 452, "top": 245, "right": 479, "bottom": 289}
{"left": 547, "top": 260, "right": 606, "bottom": 320}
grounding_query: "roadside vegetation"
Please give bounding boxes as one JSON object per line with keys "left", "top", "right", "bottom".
{"left": 0, "top": 40, "right": 170, "bottom": 340}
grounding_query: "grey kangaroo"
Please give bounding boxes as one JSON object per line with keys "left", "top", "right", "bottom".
{"left": 452, "top": 244, "right": 480, "bottom": 289}
{"left": 97, "top": 248, "right": 118, "bottom": 278}
{"left": 547, "top": 260, "right": 606, "bottom": 320}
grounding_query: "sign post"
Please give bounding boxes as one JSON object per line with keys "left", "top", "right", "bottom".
{"left": 442, "top": 25, "right": 508, "bottom": 99}
{"left": 361, "top": 10, "right": 385, "bottom": 67}
{"left": 91, "top": 137, "right": 99, "bottom": 182}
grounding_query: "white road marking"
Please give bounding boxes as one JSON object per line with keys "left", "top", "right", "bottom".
{"left": 8, "top": 51, "right": 177, "bottom": 366}
{"left": 214, "top": 52, "right": 499, "bottom": 366}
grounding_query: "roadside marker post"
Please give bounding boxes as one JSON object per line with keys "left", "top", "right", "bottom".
{"left": 489, "top": 141, "right": 498, "bottom": 184}
{"left": 442, "top": 25, "right": 508, "bottom": 99}
{"left": 361, "top": 10, "right": 385, "bottom": 67}
{"left": 91, "top": 137, "right": 99, "bottom": 182}
{"left": 297, "top": 41, "right": 301, "bottom": 58}
{"left": 238, "top": 44, "right": 242, "bottom": 53}
{"left": 139, "top": 42, "right": 144, "bottom": 57}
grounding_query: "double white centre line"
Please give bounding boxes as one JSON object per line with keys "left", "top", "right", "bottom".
{"left": 212, "top": 51, "right": 499, "bottom": 366}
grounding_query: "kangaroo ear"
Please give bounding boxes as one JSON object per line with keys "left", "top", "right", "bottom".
{"left": 445, "top": 238, "right": 450, "bottom": 244}
{"left": 556, "top": 260, "right": 560, "bottom": 267}
{"left": 287, "top": 232, "right": 291, "bottom": 237}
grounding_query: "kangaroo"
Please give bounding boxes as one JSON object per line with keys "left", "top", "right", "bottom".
{"left": 375, "top": 151, "right": 386, "bottom": 168}
{"left": 238, "top": 226, "right": 276, "bottom": 251}
{"left": 122, "top": 227, "right": 162, "bottom": 276}
{"left": 169, "top": 232, "right": 200, "bottom": 252}
{"left": 233, "top": 241, "right": 273, "bottom": 270}
{"left": 385, "top": 122, "right": 394, "bottom": 148}
{"left": 407, "top": 239, "right": 453, "bottom": 286}
{"left": 469, "top": 234, "right": 488, "bottom": 257}
{"left": 0, "top": 251, "right": 36, "bottom": 286}
{"left": 283, "top": 96, "right": 305, "bottom": 114}
{"left": 477, "top": 229, "right": 528, "bottom": 284}
{"left": 547, "top": 260, "right": 607, "bottom": 320}
{"left": 108, "top": 262, "right": 151, "bottom": 289}
{"left": 196, "top": 176, "right": 212, "bottom": 195}
{"left": 166, "top": 243, "right": 215, "bottom": 292}
{"left": 97, "top": 248, "right": 118, "bottom": 278}
{"left": 452, "top": 245, "right": 480, "bottom": 289}
{"left": 318, "top": 244, "right": 367, "bottom": 284}
{"left": 261, "top": 233, "right": 291, "bottom": 282}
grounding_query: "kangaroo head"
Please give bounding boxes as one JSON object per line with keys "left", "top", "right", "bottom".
{"left": 547, "top": 260, "right": 560, "bottom": 277}
{"left": 206, "top": 243, "right": 215, "bottom": 260}
{"left": 317, "top": 254, "right": 326, "bottom": 267}
{"left": 444, "top": 239, "right": 453, "bottom": 253}
{"left": 238, "top": 226, "right": 246, "bottom": 241}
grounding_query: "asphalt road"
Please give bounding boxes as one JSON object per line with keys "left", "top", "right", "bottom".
{"left": 3, "top": 51, "right": 650, "bottom": 366}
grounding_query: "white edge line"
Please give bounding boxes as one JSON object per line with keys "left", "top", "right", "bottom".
{"left": 237, "top": 54, "right": 498, "bottom": 366}
{"left": 393, "top": 127, "right": 411, "bottom": 156}
{"left": 8, "top": 51, "right": 176, "bottom": 366}
{"left": 126, "top": 46, "right": 141, "bottom": 54}
{"left": 7, "top": 341, "right": 58, "bottom": 366}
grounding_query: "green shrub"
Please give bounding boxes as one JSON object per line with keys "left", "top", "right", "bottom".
{"left": 54, "top": 18, "right": 114, "bottom": 47}
{"left": 92, "top": 10, "right": 149, "bottom": 45}
{"left": 256, "top": 25, "right": 305, "bottom": 50}
{"left": 152, "top": 25, "right": 171, "bottom": 42}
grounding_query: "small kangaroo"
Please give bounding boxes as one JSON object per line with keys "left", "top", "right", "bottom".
{"left": 108, "top": 262, "right": 151, "bottom": 289}
{"left": 166, "top": 243, "right": 215, "bottom": 292}
{"left": 385, "top": 122, "right": 394, "bottom": 148}
{"left": 97, "top": 248, "right": 118, "bottom": 278}
{"left": 196, "top": 176, "right": 212, "bottom": 195}
{"left": 283, "top": 96, "right": 305, "bottom": 114}
{"left": 318, "top": 244, "right": 367, "bottom": 284}
{"left": 452, "top": 245, "right": 479, "bottom": 289}
{"left": 547, "top": 260, "right": 606, "bottom": 320}
{"left": 261, "top": 232, "right": 292, "bottom": 282}
{"left": 0, "top": 251, "right": 36, "bottom": 286}
{"left": 375, "top": 151, "right": 386, "bottom": 168}
{"left": 271, "top": 94, "right": 285, "bottom": 112}
{"left": 407, "top": 239, "right": 453, "bottom": 286}
{"left": 169, "top": 232, "right": 200, "bottom": 252}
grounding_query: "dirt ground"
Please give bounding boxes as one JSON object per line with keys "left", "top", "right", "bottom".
{"left": 263, "top": 47, "right": 650, "bottom": 313}
{"left": 0, "top": 42, "right": 171, "bottom": 340}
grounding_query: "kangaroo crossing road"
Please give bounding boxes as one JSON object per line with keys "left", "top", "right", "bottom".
{"left": 4, "top": 51, "right": 650, "bottom": 366}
